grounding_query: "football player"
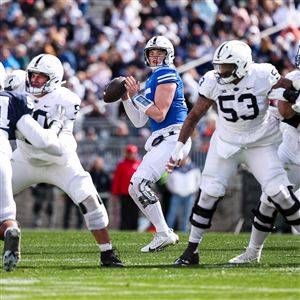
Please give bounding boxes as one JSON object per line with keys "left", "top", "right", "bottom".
{"left": 120, "top": 36, "right": 192, "bottom": 252}
{"left": 0, "top": 62, "right": 66, "bottom": 271}
{"left": 166, "top": 40, "right": 300, "bottom": 265}
{"left": 7, "top": 54, "right": 123, "bottom": 267}
{"left": 229, "top": 44, "right": 300, "bottom": 264}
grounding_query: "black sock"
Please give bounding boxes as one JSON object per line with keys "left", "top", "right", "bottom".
{"left": 185, "top": 242, "right": 198, "bottom": 254}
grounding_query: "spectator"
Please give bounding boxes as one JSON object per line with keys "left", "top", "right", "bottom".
{"left": 62, "top": 193, "right": 83, "bottom": 230}
{"left": 31, "top": 183, "right": 55, "bottom": 228}
{"left": 89, "top": 156, "right": 111, "bottom": 208}
{"left": 111, "top": 144, "right": 141, "bottom": 230}
{"left": 166, "top": 157, "right": 201, "bottom": 232}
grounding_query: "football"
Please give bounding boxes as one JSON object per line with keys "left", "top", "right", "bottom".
{"left": 103, "top": 77, "right": 127, "bottom": 103}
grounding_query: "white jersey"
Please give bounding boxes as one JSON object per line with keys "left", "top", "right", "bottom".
{"left": 13, "top": 87, "right": 81, "bottom": 166}
{"left": 198, "top": 63, "right": 281, "bottom": 148}
{"left": 279, "top": 69, "right": 300, "bottom": 165}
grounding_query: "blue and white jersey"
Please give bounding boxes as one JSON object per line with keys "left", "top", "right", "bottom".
{"left": 0, "top": 91, "right": 33, "bottom": 140}
{"left": 144, "top": 65, "right": 187, "bottom": 132}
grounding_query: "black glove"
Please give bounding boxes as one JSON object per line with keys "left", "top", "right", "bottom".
{"left": 283, "top": 86, "right": 300, "bottom": 104}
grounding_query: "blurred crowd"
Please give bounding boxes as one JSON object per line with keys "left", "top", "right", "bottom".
{"left": 3, "top": 0, "right": 299, "bottom": 232}
{"left": 1, "top": 0, "right": 300, "bottom": 141}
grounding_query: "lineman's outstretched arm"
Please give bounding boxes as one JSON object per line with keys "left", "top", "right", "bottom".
{"left": 16, "top": 115, "right": 64, "bottom": 156}
{"left": 178, "top": 96, "right": 214, "bottom": 144}
{"left": 166, "top": 95, "right": 213, "bottom": 173}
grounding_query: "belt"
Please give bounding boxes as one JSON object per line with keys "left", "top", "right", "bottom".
{"left": 151, "top": 131, "right": 176, "bottom": 147}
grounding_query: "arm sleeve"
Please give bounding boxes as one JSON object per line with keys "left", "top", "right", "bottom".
{"left": 16, "top": 115, "right": 65, "bottom": 156}
{"left": 122, "top": 98, "right": 149, "bottom": 128}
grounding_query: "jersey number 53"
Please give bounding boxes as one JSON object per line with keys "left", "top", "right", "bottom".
{"left": 218, "top": 93, "right": 259, "bottom": 122}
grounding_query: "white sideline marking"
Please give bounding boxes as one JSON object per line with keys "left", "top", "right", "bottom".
{"left": 2, "top": 285, "right": 298, "bottom": 294}
{"left": 0, "top": 279, "right": 39, "bottom": 285}
{"left": 21, "top": 258, "right": 95, "bottom": 263}
{"left": 27, "top": 243, "right": 95, "bottom": 248}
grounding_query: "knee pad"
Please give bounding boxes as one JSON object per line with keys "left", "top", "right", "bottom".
{"left": 268, "top": 186, "right": 300, "bottom": 226}
{"left": 260, "top": 193, "right": 275, "bottom": 207}
{"left": 129, "top": 177, "right": 158, "bottom": 209}
{"left": 79, "top": 194, "right": 108, "bottom": 230}
{"left": 264, "top": 175, "right": 291, "bottom": 197}
{"left": 252, "top": 201, "right": 278, "bottom": 232}
{"left": 189, "top": 190, "right": 221, "bottom": 229}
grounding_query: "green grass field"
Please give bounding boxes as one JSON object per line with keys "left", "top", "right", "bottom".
{"left": 0, "top": 230, "right": 299, "bottom": 300}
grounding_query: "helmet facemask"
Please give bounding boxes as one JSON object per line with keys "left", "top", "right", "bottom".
{"left": 145, "top": 48, "right": 168, "bottom": 68}
{"left": 26, "top": 71, "right": 51, "bottom": 96}
{"left": 213, "top": 63, "right": 238, "bottom": 84}
{"left": 295, "top": 45, "right": 300, "bottom": 69}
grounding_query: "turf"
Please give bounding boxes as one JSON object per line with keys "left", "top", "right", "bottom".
{"left": 0, "top": 230, "right": 299, "bottom": 300}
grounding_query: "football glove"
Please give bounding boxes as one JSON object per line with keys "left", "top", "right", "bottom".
{"left": 292, "top": 98, "right": 300, "bottom": 113}
{"left": 283, "top": 85, "right": 300, "bottom": 104}
{"left": 166, "top": 141, "right": 185, "bottom": 173}
{"left": 46, "top": 104, "right": 66, "bottom": 135}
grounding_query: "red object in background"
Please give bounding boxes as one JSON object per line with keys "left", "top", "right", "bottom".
{"left": 126, "top": 144, "right": 138, "bottom": 154}
{"left": 111, "top": 157, "right": 141, "bottom": 196}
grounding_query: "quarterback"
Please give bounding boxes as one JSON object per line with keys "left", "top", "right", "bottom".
{"left": 0, "top": 62, "right": 66, "bottom": 271}
{"left": 7, "top": 54, "right": 123, "bottom": 267}
{"left": 121, "top": 36, "right": 191, "bottom": 252}
{"left": 166, "top": 40, "right": 300, "bottom": 265}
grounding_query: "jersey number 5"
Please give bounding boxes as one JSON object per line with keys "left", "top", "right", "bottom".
{"left": 218, "top": 93, "right": 259, "bottom": 122}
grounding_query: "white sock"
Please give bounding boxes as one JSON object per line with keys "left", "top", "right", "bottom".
{"left": 99, "top": 243, "right": 112, "bottom": 252}
{"left": 189, "top": 225, "right": 205, "bottom": 244}
{"left": 248, "top": 226, "right": 269, "bottom": 251}
{"left": 292, "top": 225, "right": 300, "bottom": 233}
{"left": 145, "top": 202, "right": 169, "bottom": 233}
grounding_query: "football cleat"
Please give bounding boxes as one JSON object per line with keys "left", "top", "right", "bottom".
{"left": 141, "top": 229, "right": 179, "bottom": 253}
{"left": 173, "top": 250, "right": 199, "bottom": 266}
{"left": 100, "top": 249, "right": 124, "bottom": 267}
{"left": 3, "top": 228, "right": 21, "bottom": 272}
{"left": 228, "top": 247, "right": 262, "bottom": 264}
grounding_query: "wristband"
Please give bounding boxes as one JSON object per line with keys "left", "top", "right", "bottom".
{"left": 132, "top": 94, "right": 153, "bottom": 113}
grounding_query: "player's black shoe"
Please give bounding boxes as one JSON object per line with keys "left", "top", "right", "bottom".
{"left": 173, "top": 249, "right": 199, "bottom": 266}
{"left": 100, "top": 249, "right": 124, "bottom": 267}
{"left": 3, "top": 228, "right": 21, "bottom": 272}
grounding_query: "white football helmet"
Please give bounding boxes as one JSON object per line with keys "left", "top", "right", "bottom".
{"left": 295, "top": 44, "right": 300, "bottom": 69}
{"left": 0, "top": 62, "right": 6, "bottom": 90}
{"left": 213, "top": 40, "right": 252, "bottom": 84}
{"left": 144, "top": 36, "right": 175, "bottom": 68}
{"left": 4, "top": 69, "right": 26, "bottom": 93}
{"left": 25, "top": 54, "right": 63, "bottom": 95}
